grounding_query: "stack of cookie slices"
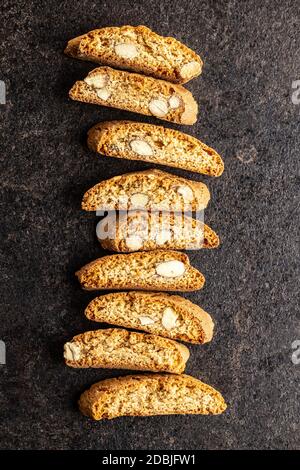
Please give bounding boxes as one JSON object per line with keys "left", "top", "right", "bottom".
{"left": 64, "top": 25, "right": 227, "bottom": 421}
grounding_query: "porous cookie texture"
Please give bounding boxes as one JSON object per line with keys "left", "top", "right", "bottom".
{"left": 65, "top": 25, "right": 203, "bottom": 84}
{"left": 88, "top": 121, "right": 224, "bottom": 176}
{"left": 64, "top": 328, "right": 189, "bottom": 373}
{"left": 79, "top": 374, "right": 227, "bottom": 420}
{"left": 98, "top": 211, "right": 219, "bottom": 252}
{"left": 85, "top": 291, "right": 214, "bottom": 344}
{"left": 69, "top": 67, "right": 198, "bottom": 125}
{"left": 76, "top": 250, "right": 205, "bottom": 292}
{"left": 82, "top": 169, "right": 210, "bottom": 212}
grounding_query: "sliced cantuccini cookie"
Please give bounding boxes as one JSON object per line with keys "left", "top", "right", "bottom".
{"left": 76, "top": 250, "right": 205, "bottom": 292}
{"left": 79, "top": 374, "right": 227, "bottom": 420}
{"left": 85, "top": 291, "right": 214, "bottom": 344}
{"left": 69, "top": 67, "right": 198, "bottom": 125}
{"left": 88, "top": 121, "right": 224, "bottom": 177}
{"left": 65, "top": 25, "right": 202, "bottom": 84}
{"left": 98, "top": 211, "right": 219, "bottom": 252}
{"left": 82, "top": 169, "right": 210, "bottom": 212}
{"left": 64, "top": 328, "right": 189, "bottom": 374}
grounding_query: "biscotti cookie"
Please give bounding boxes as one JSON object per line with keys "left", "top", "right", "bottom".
{"left": 88, "top": 121, "right": 224, "bottom": 177}
{"left": 98, "top": 211, "right": 219, "bottom": 252}
{"left": 82, "top": 169, "right": 210, "bottom": 212}
{"left": 65, "top": 25, "right": 203, "bottom": 84}
{"left": 85, "top": 291, "right": 214, "bottom": 344}
{"left": 69, "top": 67, "right": 198, "bottom": 125}
{"left": 64, "top": 328, "right": 189, "bottom": 373}
{"left": 76, "top": 250, "right": 205, "bottom": 292}
{"left": 79, "top": 374, "right": 227, "bottom": 420}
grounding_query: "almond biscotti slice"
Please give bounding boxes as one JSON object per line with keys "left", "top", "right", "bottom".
{"left": 98, "top": 211, "right": 219, "bottom": 252}
{"left": 79, "top": 374, "right": 227, "bottom": 420}
{"left": 65, "top": 25, "right": 202, "bottom": 84}
{"left": 76, "top": 250, "right": 205, "bottom": 292}
{"left": 69, "top": 67, "right": 198, "bottom": 125}
{"left": 85, "top": 292, "right": 214, "bottom": 344}
{"left": 82, "top": 169, "right": 210, "bottom": 212}
{"left": 64, "top": 328, "right": 189, "bottom": 374}
{"left": 88, "top": 121, "right": 224, "bottom": 177}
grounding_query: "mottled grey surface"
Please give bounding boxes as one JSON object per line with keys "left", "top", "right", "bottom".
{"left": 0, "top": 0, "right": 299, "bottom": 450}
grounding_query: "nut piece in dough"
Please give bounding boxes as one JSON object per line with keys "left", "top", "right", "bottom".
{"left": 155, "top": 260, "right": 186, "bottom": 278}
{"left": 126, "top": 236, "right": 143, "bottom": 251}
{"left": 169, "top": 95, "right": 181, "bottom": 109}
{"left": 149, "top": 98, "right": 169, "bottom": 117}
{"left": 64, "top": 342, "right": 81, "bottom": 361}
{"left": 130, "top": 139, "right": 153, "bottom": 156}
{"left": 130, "top": 193, "right": 149, "bottom": 207}
{"left": 161, "top": 307, "right": 178, "bottom": 330}
{"left": 177, "top": 343, "right": 190, "bottom": 362}
{"left": 96, "top": 88, "right": 111, "bottom": 101}
{"left": 176, "top": 185, "right": 194, "bottom": 202}
{"left": 180, "top": 61, "right": 201, "bottom": 79}
{"left": 139, "top": 316, "right": 155, "bottom": 326}
{"left": 84, "top": 74, "right": 108, "bottom": 89}
{"left": 115, "top": 43, "right": 138, "bottom": 59}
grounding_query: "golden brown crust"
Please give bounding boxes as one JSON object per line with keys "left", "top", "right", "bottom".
{"left": 65, "top": 25, "right": 203, "bottom": 84}
{"left": 78, "top": 374, "right": 227, "bottom": 420}
{"left": 75, "top": 250, "right": 205, "bottom": 292}
{"left": 85, "top": 291, "right": 214, "bottom": 344}
{"left": 81, "top": 169, "right": 210, "bottom": 212}
{"left": 87, "top": 121, "right": 224, "bottom": 176}
{"left": 98, "top": 211, "right": 219, "bottom": 252}
{"left": 64, "top": 328, "right": 189, "bottom": 373}
{"left": 69, "top": 67, "right": 198, "bottom": 125}
{"left": 203, "top": 224, "right": 220, "bottom": 249}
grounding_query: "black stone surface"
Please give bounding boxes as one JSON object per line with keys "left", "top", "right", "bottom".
{"left": 0, "top": 0, "right": 299, "bottom": 450}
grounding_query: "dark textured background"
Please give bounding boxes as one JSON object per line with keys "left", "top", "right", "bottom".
{"left": 0, "top": 0, "right": 299, "bottom": 450}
